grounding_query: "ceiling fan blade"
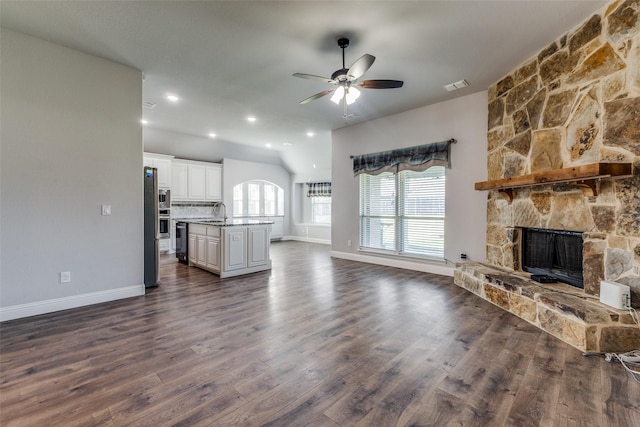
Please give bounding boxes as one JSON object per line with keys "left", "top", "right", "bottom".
{"left": 356, "top": 79, "right": 404, "bottom": 89}
{"left": 292, "top": 73, "right": 334, "bottom": 84}
{"left": 300, "top": 89, "right": 335, "bottom": 104}
{"left": 347, "top": 54, "right": 375, "bottom": 80}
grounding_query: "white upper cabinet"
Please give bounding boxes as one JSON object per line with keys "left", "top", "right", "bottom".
{"left": 188, "top": 164, "right": 206, "bottom": 200}
{"left": 171, "top": 162, "right": 189, "bottom": 200}
{"left": 144, "top": 153, "right": 174, "bottom": 189}
{"left": 172, "top": 159, "right": 222, "bottom": 202}
{"left": 205, "top": 165, "right": 222, "bottom": 201}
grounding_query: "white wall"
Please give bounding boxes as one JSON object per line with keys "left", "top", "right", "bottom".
{"left": 283, "top": 138, "right": 331, "bottom": 182}
{"left": 288, "top": 182, "right": 331, "bottom": 244}
{"left": 0, "top": 29, "right": 144, "bottom": 320}
{"left": 144, "top": 127, "right": 284, "bottom": 167}
{"left": 331, "top": 91, "right": 488, "bottom": 276}
{"left": 287, "top": 143, "right": 333, "bottom": 243}
{"left": 222, "top": 158, "right": 291, "bottom": 235}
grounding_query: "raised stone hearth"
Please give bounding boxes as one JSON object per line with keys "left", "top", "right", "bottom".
{"left": 454, "top": 262, "right": 640, "bottom": 352}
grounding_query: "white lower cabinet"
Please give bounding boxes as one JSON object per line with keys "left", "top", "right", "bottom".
{"left": 248, "top": 226, "right": 269, "bottom": 267}
{"left": 268, "top": 217, "right": 284, "bottom": 240}
{"left": 205, "top": 237, "right": 221, "bottom": 271}
{"left": 188, "top": 232, "right": 197, "bottom": 265}
{"left": 224, "top": 227, "right": 247, "bottom": 271}
{"left": 196, "top": 235, "right": 207, "bottom": 266}
{"left": 188, "top": 223, "right": 271, "bottom": 278}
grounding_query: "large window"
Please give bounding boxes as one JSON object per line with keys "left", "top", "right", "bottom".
{"left": 359, "top": 166, "right": 445, "bottom": 258}
{"left": 311, "top": 197, "right": 331, "bottom": 224}
{"left": 233, "top": 180, "right": 284, "bottom": 216}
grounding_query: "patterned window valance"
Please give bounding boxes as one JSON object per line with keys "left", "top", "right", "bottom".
{"left": 351, "top": 139, "right": 456, "bottom": 176}
{"left": 306, "top": 181, "right": 331, "bottom": 197}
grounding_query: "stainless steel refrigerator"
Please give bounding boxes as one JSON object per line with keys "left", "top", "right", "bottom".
{"left": 144, "top": 166, "right": 159, "bottom": 287}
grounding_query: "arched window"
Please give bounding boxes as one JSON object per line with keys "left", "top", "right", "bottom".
{"left": 233, "top": 180, "right": 284, "bottom": 217}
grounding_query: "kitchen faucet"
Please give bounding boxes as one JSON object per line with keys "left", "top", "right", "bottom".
{"left": 217, "top": 202, "right": 228, "bottom": 221}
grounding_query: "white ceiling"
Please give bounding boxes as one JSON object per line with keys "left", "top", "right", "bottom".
{"left": 1, "top": 1, "right": 607, "bottom": 156}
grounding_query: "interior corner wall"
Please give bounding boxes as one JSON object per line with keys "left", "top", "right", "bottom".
{"left": 331, "top": 91, "right": 488, "bottom": 275}
{"left": 0, "top": 29, "right": 144, "bottom": 320}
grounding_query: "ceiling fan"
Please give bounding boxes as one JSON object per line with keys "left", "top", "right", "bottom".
{"left": 293, "top": 38, "right": 404, "bottom": 106}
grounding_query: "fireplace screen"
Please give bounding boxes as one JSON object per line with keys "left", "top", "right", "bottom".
{"left": 521, "top": 227, "right": 583, "bottom": 288}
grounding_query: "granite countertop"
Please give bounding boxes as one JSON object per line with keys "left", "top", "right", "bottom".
{"left": 184, "top": 219, "right": 274, "bottom": 227}
{"left": 171, "top": 216, "right": 219, "bottom": 221}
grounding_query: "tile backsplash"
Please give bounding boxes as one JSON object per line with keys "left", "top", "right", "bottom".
{"left": 171, "top": 203, "right": 217, "bottom": 219}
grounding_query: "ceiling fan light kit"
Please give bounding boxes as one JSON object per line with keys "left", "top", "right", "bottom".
{"left": 294, "top": 37, "right": 403, "bottom": 107}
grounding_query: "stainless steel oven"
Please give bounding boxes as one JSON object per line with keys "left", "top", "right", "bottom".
{"left": 159, "top": 215, "right": 170, "bottom": 238}
{"left": 159, "top": 189, "right": 170, "bottom": 209}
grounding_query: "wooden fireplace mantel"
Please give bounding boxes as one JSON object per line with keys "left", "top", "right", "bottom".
{"left": 474, "top": 163, "right": 634, "bottom": 201}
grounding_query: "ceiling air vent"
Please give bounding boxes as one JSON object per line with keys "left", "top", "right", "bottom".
{"left": 143, "top": 101, "right": 156, "bottom": 109}
{"left": 443, "top": 79, "right": 470, "bottom": 92}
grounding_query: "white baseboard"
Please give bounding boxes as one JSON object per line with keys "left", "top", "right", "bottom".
{"left": 0, "top": 284, "right": 145, "bottom": 322}
{"left": 330, "top": 250, "right": 455, "bottom": 277}
{"left": 282, "top": 236, "right": 331, "bottom": 245}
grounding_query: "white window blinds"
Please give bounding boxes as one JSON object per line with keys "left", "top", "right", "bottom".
{"left": 360, "top": 166, "right": 445, "bottom": 258}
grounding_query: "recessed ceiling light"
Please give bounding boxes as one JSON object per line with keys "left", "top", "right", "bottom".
{"left": 306, "top": 131, "right": 315, "bottom": 137}
{"left": 140, "top": 119, "right": 148, "bottom": 125}
{"left": 166, "top": 94, "right": 180, "bottom": 102}
{"left": 247, "top": 116, "right": 257, "bottom": 122}
{"left": 208, "top": 133, "right": 216, "bottom": 138}
{"left": 265, "top": 143, "right": 272, "bottom": 148}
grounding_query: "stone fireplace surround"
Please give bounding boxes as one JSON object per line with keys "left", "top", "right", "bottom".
{"left": 454, "top": 0, "right": 640, "bottom": 353}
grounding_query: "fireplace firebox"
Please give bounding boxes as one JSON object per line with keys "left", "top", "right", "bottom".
{"left": 521, "top": 227, "right": 584, "bottom": 289}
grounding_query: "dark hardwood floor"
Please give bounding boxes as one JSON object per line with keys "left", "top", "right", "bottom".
{"left": 1, "top": 241, "right": 639, "bottom": 426}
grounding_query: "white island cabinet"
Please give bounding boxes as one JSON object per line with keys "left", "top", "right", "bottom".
{"left": 187, "top": 221, "right": 271, "bottom": 278}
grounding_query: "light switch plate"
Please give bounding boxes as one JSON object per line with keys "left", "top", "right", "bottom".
{"left": 101, "top": 204, "right": 111, "bottom": 216}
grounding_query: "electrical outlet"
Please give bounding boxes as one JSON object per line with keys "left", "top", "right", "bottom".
{"left": 347, "top": 240, "right": 352, "bottom": 247}
{"left": 101, "top": 204, "right": 111, "bottom": 216}
{"left": 60, "top": 271, "right": 71, "bottom": 283}
{"left": 460, "top": 253, "right": 468, "bottom": 260}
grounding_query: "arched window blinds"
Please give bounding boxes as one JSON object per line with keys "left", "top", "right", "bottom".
{"left": 351, "top": 139, "right": 456, "bottom": 176}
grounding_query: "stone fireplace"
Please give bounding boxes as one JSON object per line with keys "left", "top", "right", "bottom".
{"left": 455, "top": 0, "right": 640, "bottom": 352}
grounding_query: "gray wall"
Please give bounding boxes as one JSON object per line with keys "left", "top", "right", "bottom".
{"left": 331, "top": 91, "right": 488, "bottom": 275}
{"left": 1, "top": 29, "right": 144, "bottom": 319}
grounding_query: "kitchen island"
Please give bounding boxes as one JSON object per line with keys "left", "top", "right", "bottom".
{"left": 185, "top": 219, "right": 273, "bottom": 278}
